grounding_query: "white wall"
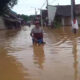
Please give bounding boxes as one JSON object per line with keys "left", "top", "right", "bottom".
{"left": 48, "top": 5, "right": 57, "bottom": 25}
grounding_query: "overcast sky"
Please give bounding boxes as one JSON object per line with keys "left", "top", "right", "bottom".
{"left": 12, "top": 0, "right": 80, "bottom": 15}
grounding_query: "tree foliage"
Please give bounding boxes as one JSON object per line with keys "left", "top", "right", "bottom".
{"left": 21, "top": 15, "right": 36, "bottom": 22}
{"left": 8, "top": 0, "right": 17, "bottom": 8}
{"left": 0, "top": 0, "right": 17, "bottom": 13}
{"left": 21, "top": 15, "right": 29, "bottom": 21}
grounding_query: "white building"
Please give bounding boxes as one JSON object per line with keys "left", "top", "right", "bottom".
{"left": 48, "top": 5, "right": 80, "bottom": 26}
{"left": 48, "top": 5, "right": 57, "bottom": 25}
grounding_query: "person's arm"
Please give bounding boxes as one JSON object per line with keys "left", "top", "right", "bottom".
{"left": 40, "top": 28, "right": 43, "bottom": 38}
{"left": 30, "top": 29, "right": 33, "bottom": 37}
{"left": 30, "top": 32, "right": 33, "bottom": 37}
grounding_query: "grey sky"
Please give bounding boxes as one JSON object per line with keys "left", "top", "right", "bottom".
{"left": 12, "top": 0, "right": 80, "bottom": 15}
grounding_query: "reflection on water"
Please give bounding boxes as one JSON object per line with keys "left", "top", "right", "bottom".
{"left": 0, "top": 26, "right": 80, "bottom": 80}
{"left": 72, "top": 36, "right": 78, "bottom": 80}
{"left": 33, "top": 45, "right": 45, "bottom": 69}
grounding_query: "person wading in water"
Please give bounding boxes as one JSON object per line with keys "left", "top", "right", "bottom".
{"left": 30, "top": 21, "right": 45, "bottom": 45}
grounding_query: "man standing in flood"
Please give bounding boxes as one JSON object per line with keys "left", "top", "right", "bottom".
{"left": 30, "top": 21, "right": 45, "bottom": 44}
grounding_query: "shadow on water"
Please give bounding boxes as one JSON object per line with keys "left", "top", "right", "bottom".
{"left": 5, "top": 30, "right": 19, "bottom": 38}
{"left": 33, "top": 45, "right": 45, "bottom": 69}
{"left": 0, "top": 30, "right": 31, "bottom": 80}
{"left": 72, "top": 36, "right": 79, "bottom": 80}
{"left": 0, "top": 47, "right": 31, "bottom": 80}
{"left": 0, "top": 30, "right": 19, "bottom": 45}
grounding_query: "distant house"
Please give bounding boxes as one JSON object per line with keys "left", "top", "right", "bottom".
{"left": 41, "top": 10, "right": 48, "bottom": 26}
{"left": 47, "top": 5, "right": 80, "bottom": 26}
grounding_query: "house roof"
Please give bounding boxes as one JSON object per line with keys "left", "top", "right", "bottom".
{"left": 56, "top": 5, "right": 80, "bottom": 17}
{"left": 3, "top": 8, "right": 23, "bottom": 22}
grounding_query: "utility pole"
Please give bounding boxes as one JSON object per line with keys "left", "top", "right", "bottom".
{"left": 34, "top": 8, "right": 37, "bottom": 23}
{"left": 35, "top": 8, "right": 37, "bottom": 20}
{"left": 46, "top": 0, "right": 48, "bottom": 8}
{"left": 71, "top": 0, "right": 79, "bottom": 34}
{"left": 34, "top": 8, "right": 43, "bottom": 28}
{"left": 71, "top": 0, "right": 75, "bottom": 21}
{"left": 35, "top": 8, "right": 37, "bottom": 16}
{"left": 46, "top": 0, "right": 49, "bottom": 26}
{"left": 37, "top": 8, "right": 43, "bottom": 28}
{"left": 40, "top": 9, "right": 43, "bottom": 28}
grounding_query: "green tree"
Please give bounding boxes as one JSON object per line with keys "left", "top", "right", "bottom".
{"left": 21, "top": 15, "right": 29, "bottom": 21}
{"left": 0, "top": 0, "right": 17, "bottom": 15}
{"left": 8, "top": 0, "right": 17, "bottom": 8}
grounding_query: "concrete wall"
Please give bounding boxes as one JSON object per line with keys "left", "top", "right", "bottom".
{"left": 62, "top": 16, "right": 80, "bottom": 26}
{"left": 77, "top": 17, "right": 80, "bottom": 25}
{"left": 64, "top": 17, "right": 71, "bottom": 26}
{"left": 0, "top": 16, "right": 6, "bottom": 29}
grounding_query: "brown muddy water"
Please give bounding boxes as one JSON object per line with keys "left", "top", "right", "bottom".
{"left": 0, "top": 25, "right": 80, "bottom": 80}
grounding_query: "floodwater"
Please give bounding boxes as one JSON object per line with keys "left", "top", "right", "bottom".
{"left": 0, "top": 25, "right": 80, "bottom": 80}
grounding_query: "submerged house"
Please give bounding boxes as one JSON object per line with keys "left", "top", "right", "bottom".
{"left": 48, "top": 5, "right": 80, "bottom": 26}
{"left": 0, "top": 8, "right": 23, "bottom": 29}
{"left": 3, "top": 9, "right": 23, "bottom": 29}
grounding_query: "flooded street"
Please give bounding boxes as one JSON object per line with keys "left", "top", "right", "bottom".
{"left": 0, "top": 25, "right": 80, "bottom": 80}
